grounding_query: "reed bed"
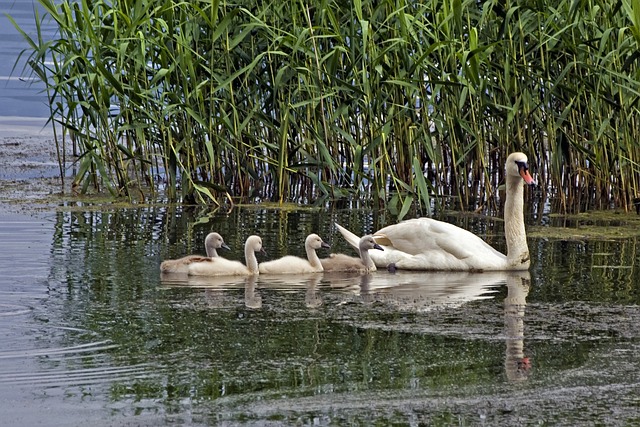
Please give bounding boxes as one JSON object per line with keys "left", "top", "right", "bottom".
{"left": 11, "top": 0, "right": 640, "bottom": 215}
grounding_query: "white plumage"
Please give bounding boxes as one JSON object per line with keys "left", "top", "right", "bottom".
{"left": 187, "top": 235, "right": 265, "bottom": 276}
{"left": 336, "top": 152, "right": 535, "bottom": 271}
{"left": 258, "top": 234, "right": 330, "bottom": 274}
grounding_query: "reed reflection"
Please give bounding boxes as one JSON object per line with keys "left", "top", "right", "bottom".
{"left": 504, "top": 271, "right": 531, "bottom": 382}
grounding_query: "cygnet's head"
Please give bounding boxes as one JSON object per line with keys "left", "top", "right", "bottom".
{"left": 306, "top": 234, "right": 331, "bottom": 250}
{"left": 360, "top": 235, "right": 384, "bottom": 251}
{"left": 246, "top": 235, "right": 267, "bottom": 255}
{"left": 205, "top": 232, "right": 230, "bottom": 251}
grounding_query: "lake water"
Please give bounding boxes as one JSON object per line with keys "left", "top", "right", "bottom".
{"left": 1, "top": 203, "right": 639, "bottom": 426}
{"left": 0, "top": 0, "right": 55, "bottom": 119}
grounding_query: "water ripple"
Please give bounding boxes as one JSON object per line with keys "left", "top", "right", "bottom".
{"left": 0, "top": 363, "right": 155, "bottom": 387}
{"left": 0, "top": 303, "right": 31, "bottom": 316}
{"left": 0, "top": 340, "right": 119, "bottom": 359}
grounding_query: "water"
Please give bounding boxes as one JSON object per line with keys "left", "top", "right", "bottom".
{"left": 1, "top": 204, "right": 639, "bottom": 426}
{"left": 0, "top": 0, "right": 55, "bottom": 119}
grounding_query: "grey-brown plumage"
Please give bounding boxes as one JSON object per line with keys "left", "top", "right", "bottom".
{"left": 160, "top": 232, "right": 229, "bottom": 274}
{"left": 320, "top": 235, "right": 383, "bottom": 272}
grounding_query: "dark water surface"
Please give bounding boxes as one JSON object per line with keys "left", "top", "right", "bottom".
{"left": 1, "top": 205, "right": 639, "bottom": 426}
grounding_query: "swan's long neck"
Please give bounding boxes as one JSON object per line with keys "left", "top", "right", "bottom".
{"left": 245, "top": 244, "right": 259, "bottom": 274}
{"left": 504, "top": 176, "right": 530, "bottom": 269}
{"left": 306, "top": 246, "right": 323, "bottom": 270}
{"left": 206, "top": 247, "right": 218, "bottom": 257}
{"left": 358, "top": 247, "right": 375, "bottom": 270}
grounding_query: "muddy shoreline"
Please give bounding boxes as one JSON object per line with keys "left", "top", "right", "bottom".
{"left": 0, "top": 120, "right": 74, "bottom": 214}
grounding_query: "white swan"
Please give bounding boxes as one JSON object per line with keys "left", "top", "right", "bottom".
{"left": 258, "top": 234, "right": 330, "bottom": 274}
{"left": 160, "top": 232, "right": 230, "bottom": 274}
{"left": 187, "top": 235, "right": 265, "bottom": 276}
{"left": 320, "top": 235, "right": 384, "bottom": 272}
{"left": 336, "top": 152, "right": 536, "bottom": 271}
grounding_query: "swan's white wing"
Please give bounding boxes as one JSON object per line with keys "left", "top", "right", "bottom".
{"left": 334, "top": 223, "right": 362, "bottom": 250}
{"left": 375, "top": 218, "right": 507, "bottom": 270}
{"left": 381, "top": 218, "right": 502, "bottom": 255}
{"left": 337, "top": 218, "right": 507, "bottom": 271}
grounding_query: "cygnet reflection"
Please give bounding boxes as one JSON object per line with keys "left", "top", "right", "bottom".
{"left": 244, "top": 276, "right": 262, "bottom": 309}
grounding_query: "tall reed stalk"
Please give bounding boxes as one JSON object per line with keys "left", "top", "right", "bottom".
{"left": 10, "top": 0, "right": 640, "bottom": 215}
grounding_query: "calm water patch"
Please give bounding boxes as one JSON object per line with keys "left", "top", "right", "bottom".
{"left": 0, "top": 0, "right": 56, "bottom": 118}
{"left": 0, "top": 206, "right": 639, "bottom": 425}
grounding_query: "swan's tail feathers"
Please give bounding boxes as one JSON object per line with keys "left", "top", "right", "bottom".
{"left": 334, "top": 223, "right": 361, "bottom": 251}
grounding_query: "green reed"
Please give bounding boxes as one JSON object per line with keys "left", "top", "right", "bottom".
{"left": 10, "top": 0, "right": 640, "bottom": 215}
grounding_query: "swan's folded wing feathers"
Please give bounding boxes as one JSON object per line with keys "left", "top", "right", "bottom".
{"left": 372, "top": 234, "right": 392, "bottom": 247}
{"left": 375, "top": 219, "right": 439, "bottom": 254}
{"left": 434, "top": 236, "right": 473, "bottom": 260}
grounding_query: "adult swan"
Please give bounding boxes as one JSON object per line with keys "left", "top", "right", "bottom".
{"left": 336, "top": 152, "right": 536, "bottom": 271}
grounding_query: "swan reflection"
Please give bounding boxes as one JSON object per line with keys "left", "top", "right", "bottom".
{"left": 168, "top": 274, "right": 248, "bottom": 289}
{"left": 256, "top": 272, "right": 324, "bottom": 290}
{"left": 325, "top": 270, "right": 532, "bottom": 382}
{"left": 162, "top": 265, "right": 532, "bottom": 383}
{"left": 504, "top": 271, "right": 531, "bottom": 381}
{"left": 325, "top": 271, "right": 504, "bottom": 311}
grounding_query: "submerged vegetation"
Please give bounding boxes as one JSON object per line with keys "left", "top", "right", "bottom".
{"left": 10, "top": 0, "right": 640, "bottom": 215}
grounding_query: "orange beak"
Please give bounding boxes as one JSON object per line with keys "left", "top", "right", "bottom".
{"left": 519, "top": 166, "right": 536, "bottom": 185}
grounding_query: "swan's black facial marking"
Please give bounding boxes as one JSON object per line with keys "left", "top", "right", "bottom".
{"left": 515, "top": 160, "right": 528, "bottom": 173}
{"left": 514, "top": 159, "right": 536, "bottom": 186}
